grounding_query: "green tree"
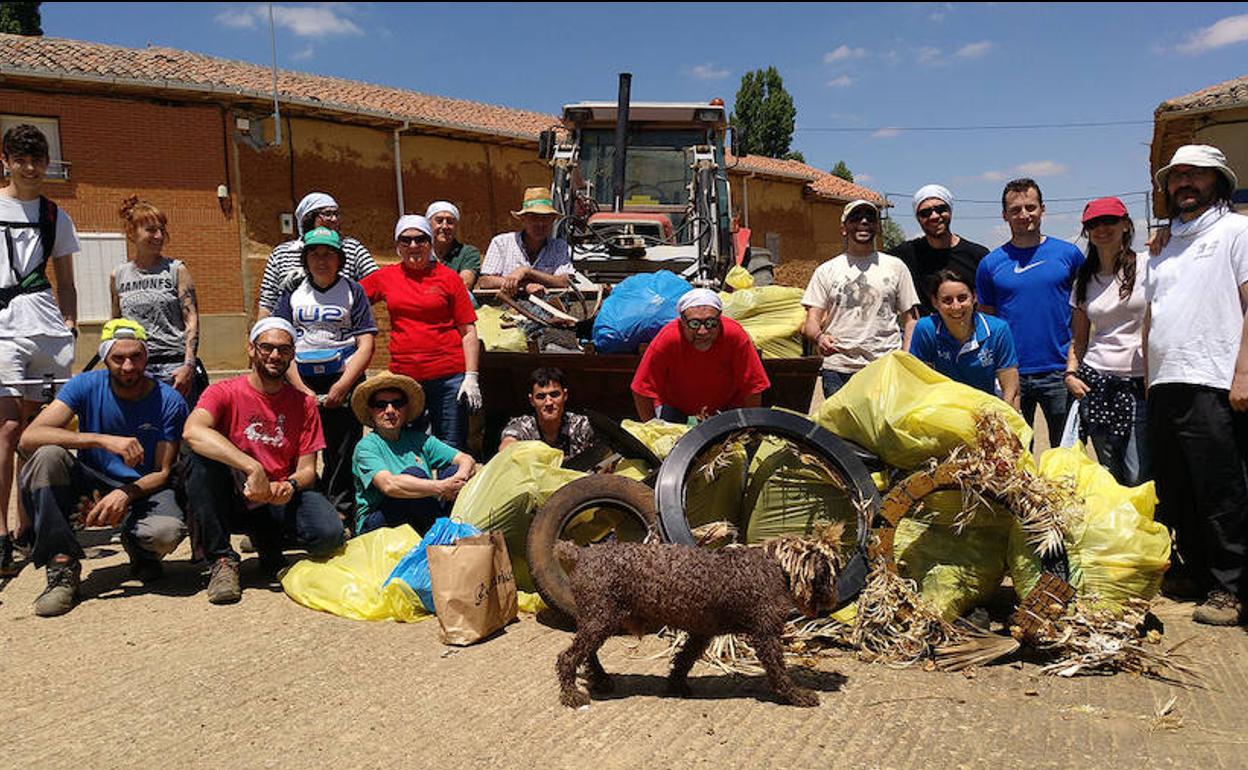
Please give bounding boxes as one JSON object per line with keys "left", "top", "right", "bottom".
{"left": 830, "top": 160, "right": 854, "bottom": 182}
{"left": 731, "top": 66, "right": 797, "bottom": 159}
{"left": 881, "top": 217, "right": 907, "bottom": 251}
{"left": 782, "top": 150, "right": 806, "bottom": 164}
{"left": 0, "top": 2, "right": 42, "bottom": 35}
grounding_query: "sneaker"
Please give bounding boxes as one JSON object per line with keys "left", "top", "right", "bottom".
{"left": 206, "top": 557, "right": 241, "bottom": 604}
{"left": 257, "top": 549, "right": 288, "bottom": 582}
{"left": 238, "top": 535, "right": 256, "bottom": 554}
{"left": 33, "top": 555, "right": 81, "bottom": 617}
{"left": 0, "top": 534, "right": 19, "bottom": 578}
{"left": 1192, "top": 589, "right": 1242, "bottom": 626}
{"left": 122, "top": 537, "right": 164, "bottom": 583}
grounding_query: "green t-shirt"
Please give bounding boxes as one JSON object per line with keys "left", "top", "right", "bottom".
{"left": 352, "top": 428, "right": 460, "bottom": 525}
{"left": 440, "top": 241, "right": 481, "bottom": 275}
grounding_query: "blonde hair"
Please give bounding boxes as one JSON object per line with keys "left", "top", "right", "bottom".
{"left": 119, "top": 195, "right": 169, "bottom": 242}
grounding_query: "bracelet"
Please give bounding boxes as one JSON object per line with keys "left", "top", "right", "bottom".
{"left": 288, "top": 477, "right": 301, "bottom": 495}
{"left": 1063, "top": 371, "right": 1078, "bottom": 379}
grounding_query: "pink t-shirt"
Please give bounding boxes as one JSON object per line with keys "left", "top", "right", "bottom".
{"left": 196, "top": 375, "right": 325, "bottom": 481}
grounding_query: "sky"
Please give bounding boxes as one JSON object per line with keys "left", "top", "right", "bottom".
{"left": 41, "top": 2, "right": 1248, "bottom": 251}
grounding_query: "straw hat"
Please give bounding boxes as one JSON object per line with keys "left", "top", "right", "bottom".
{"left": 351, "top": 373, "right": 425, "bottom": 427}
{"left": 511, "top": 187, "right": 559, "bottom": 217}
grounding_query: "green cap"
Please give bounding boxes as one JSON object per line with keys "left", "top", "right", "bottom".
{"left": 302, "top": 226, "right": 342, "bottom": 252}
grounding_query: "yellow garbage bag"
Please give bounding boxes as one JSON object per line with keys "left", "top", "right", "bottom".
{"left": 812, "top": 351, "right": 1033, "bottom": 471}
{"left": 892, "top": 511, "right": 1014, "bottom": 621}
{"left": 451, "top": 441, "right": 585, "bottom": 592}
{"left": 281, "top": 525, "right": 429, "bottom": 622}
{"left": 622, "top": 419, "right": 748, "bottom": 531}
{"left": 742, "top": 437, "right": 860, "bottom": 544}
{"left": 719, "top": 285, "right": 806, "bottom": 359}
{"left": 724, "top": 264, "right": 755, "bottom": 291}
{"left": 1038, "top": 444, "right": 1169, "bottom": 608}
{"left": 475, "top": 304, "right": 528, "bottom": 352}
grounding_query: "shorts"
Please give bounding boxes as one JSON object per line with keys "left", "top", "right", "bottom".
{"left": 0, "top": 335, "right": 74, "bottom": 401}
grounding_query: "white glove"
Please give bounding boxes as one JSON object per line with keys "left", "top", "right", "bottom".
{"left": 458, "top": 371, "right": 483, "bottom": 414}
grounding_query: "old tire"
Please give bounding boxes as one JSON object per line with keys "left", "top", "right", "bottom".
{"left": 744, "top": 247, "right": 775, "bottom": 287}
{"left": 526, "top": 475, "right": 659, "bottom": 617}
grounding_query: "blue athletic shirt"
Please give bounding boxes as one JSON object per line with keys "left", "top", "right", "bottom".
{"left": 908, "top": 311, "right": 1018, "bottom": 394}
{"left": 975, "top": 237, "right": 1084, "bottom": 374}
{"left": 55, "top": 370, "right": 189, "bottom": 480}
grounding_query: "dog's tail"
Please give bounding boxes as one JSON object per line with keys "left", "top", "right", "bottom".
{"left": 555, "top": 540, "right": 583, "bottom": 572}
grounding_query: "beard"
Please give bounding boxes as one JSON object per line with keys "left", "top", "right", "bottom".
{"left": 1168, "top": 185, "right": 1216, "bottom": 217}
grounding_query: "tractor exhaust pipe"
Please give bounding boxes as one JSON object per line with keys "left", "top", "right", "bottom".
{"left": 612, "top": 73, "right": 631, "bottom": 213}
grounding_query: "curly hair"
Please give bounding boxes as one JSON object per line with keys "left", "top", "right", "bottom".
{"left": 119, "top": 195, "right": 169, "bottom": 243}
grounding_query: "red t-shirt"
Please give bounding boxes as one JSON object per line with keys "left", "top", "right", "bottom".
{"left": 631, "top": 316, "right": 770, "bottom": 416}
{"left": 196, "top": 375, "right": 325, "bottom": 481}
{"left": 361, "top": 261, "right": 477, "bottom": 381}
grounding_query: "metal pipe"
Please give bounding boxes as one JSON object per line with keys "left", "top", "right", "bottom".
{"left": 393, "top": 121, "right": 409, "bottom": 217}
{"left": 268, "top": 3, "right": 282, "bottom": 146}
{"left": 611, "top": 73, "right": 632, "bottom": 213}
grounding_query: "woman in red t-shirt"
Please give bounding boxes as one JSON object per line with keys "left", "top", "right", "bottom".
{"left": 361, "top": 215, "right": 479, "bottom": 451}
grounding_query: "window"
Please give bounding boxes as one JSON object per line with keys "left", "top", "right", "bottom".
{"left": 0, "top": 115, "right": 69, "bottom": 180}
{"left": 75, "top": 233, "right": 127, "bottom": 322}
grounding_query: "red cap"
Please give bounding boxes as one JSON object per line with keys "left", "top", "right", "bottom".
{"left": 1081, "top": 197, "right": 1128, "bottom": 223}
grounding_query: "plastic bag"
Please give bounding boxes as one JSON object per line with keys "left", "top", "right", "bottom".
{"left": 724, "top": 265, "right": 755, "bottom": 291}
{"left": 591, "top": 270, "right": 692, "bottom": 353}
{"left": 451, "top": 441, "right": 585, "bottom": 592}
{"left": 719, "top": 285, "right": 806, "bottom": 359}
{"left": 384, "top": 517, "right": 481, "bottom": 613}
{"left": 281, "top": 525, "right": 429, "bottom": 622}
{"left": 621, "top": 419, "right": 748, "bottom": 530}
{"left": 892, "top": 511, "right": 1014, "bottom": 621}
{"left": 475, "top": 304, "right": 528, "bottom": 352}
{"left": 812, "top": 351, "right": 1033, "bottom": 471}
{"left": 1038, "top": 444, "right": 1169, "bottom": 609}
{"left": 1058, "top": 407, "right": 1081, "bottom": 449}
{"left": 742, "top": 437, "right": 860, "bottom": 544}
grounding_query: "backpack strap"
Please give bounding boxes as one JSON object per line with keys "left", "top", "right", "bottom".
{"left": 37, "top": 195, "right": 58, "bottom": 262}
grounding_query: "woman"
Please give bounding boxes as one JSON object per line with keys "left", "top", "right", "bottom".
{"left": 361, "top": 215, "right": 480, "bottom": 451}
{"left": 111, "top": 196, "right": 206, "bottom": 408}
{"left": 907, "top": 269, "right": 1020, "bottom": 408}
{"left": 1064, "top": 197, "right": 1148, "bottom": 486}
{"left": 273, "top": 226, "right": 377, "bottom": 521}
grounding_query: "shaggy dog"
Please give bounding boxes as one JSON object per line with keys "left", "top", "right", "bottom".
{"left": 555, "top": 528, "right": 842, "bottom": 708}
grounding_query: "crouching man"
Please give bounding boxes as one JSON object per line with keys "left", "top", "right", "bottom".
{"left": 18, "top": 319, "right": 189, "bottom": 617}
{"left": 183, "top": 318, "right": 343, "bottom": 605}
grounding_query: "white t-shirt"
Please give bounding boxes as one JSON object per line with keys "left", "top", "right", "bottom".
{"left": 1145, "top": 207, "right": 1248, "bottom": 390}
{"left": 0, "top": 195, "right": 80, "bottom": 338}
{"left": 1069, "top": 263, "right": 1147, "bottom": 377}
{"left": 801, "top": 251, "right": 919, "bottom": 372}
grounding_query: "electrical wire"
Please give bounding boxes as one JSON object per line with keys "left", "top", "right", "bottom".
{"left": 796, "top": 120, "right": 1151, "bottom": 133}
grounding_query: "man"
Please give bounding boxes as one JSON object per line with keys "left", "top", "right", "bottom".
{"left": 499, "top": 367, "right": 595, "bottom": 458}
{"left": 18, "top": 319, "right": 188, "bottom": 617}
{"left": 802, "top": 199, "right": 920, "bottom": 397}
{"left": 256, "top": 191, "right": 377, "bottom": 318}
{"left": 631, "top": 289, "right": 770, "bottom": 422}
{"left": 351, "top": 373, "right": 475, "bottom": 536}
{"left": 975, "top": 179, "right": 1084, "bottom": 439}
{"left": 426, "top": 201, "right": 482, "bottom": 293}
{"left": 0, "top": 124, "right": 80, "bottom": 575}
{"left": 890, "top": 184, "right": 989, "bottom": 315}
{"left": 1145, "top": 144, "right": 1248, "bottom": 626}
{"left": 478, "top": 187, "right": 573, "bottom": 296}
{"left": 183, "top": 318, "right": 343, "bottom": 604}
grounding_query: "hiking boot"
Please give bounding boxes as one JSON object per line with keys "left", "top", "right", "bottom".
{"left": 1192, "top": 589, "right": 1242, "bottom": 626}
{"left": 122, "top": 536, "right": 164, "bottom": 583}
{"left": 0, "top": 534, "right": 19, "bottom": 578}
{"left": 206, "top": 557, "right": 241, "bottom": 604}
{"left": 33, "top": 555, "right": 81, "bottom": 617}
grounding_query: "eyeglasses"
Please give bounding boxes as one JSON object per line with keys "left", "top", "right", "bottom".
{"left": 916, "top": 204, "right": 950, "bottom": 219}
{"left": 316, "top": 209, "right": 341, "bottom": 220}
{"left": 1084, "top": 216, "right": 1123, "bottom": 230}
{"left": 397, "top": 234, "right": 431, "bottom": 247}
{"left": 255, "top": 342, "right": 295, "bottom": 358}
{"left": 532, "top": 389, "right": 564, "bottom": 401}
{"left": 369, "top": 396, "right": 408, "bottom": 411}
{"left": 682, "top": 316, "right": 721, "bottom": 330}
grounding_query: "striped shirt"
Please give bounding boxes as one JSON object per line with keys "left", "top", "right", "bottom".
{"left": 258, "top": 235, "right": 378, "bottom": 312}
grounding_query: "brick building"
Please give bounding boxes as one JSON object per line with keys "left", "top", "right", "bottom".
{"left": 0, "top": 33, "right": 884, "bottom": 368}
{"left": 1151, "top": 74, "right": 1248, "bottom": 217}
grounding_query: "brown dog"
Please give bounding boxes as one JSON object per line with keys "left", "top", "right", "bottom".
{"left": 555, "top": 528, "right": 842, "bottom": 708}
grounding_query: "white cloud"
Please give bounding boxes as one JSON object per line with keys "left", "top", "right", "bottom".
{"left": 823, "top": 45, "right": 867, "bottom": 64}
{"left": 955, "top": 41, "right": 994, "bottom": 59}
{"left": 854, "top": 172, "right": 875, "bottom": 183}
{"left": 292, "top": 44, "right": 316, "bottom": 61}
{"left": 927, "top": 2, "right": 955, "bottom": 21}
{"left": 688, "top": 63, "right": 730, "bottom": 81}
{"left": 917, "top": 47, "right": 943, "bottom": 66}
{"left": 1176, "top": 14, "right": 1248, "bottom": 55}
{"left": 1014, "top": 160, "right": 1067, "bottom": 177}
{"left": 826, "top": 75, "right": 854, "bottom": 88}
{"left": 871, "top": 127, "right": 902, "bottom": 139}
{"left": 214, "top": 4, "right": 363, "bottom": 39}
{"left": 977, "top": 170, "right": 1007, "bottom": 182}
{"left": 882, "top": 50, "right": 900, "bottom": 65}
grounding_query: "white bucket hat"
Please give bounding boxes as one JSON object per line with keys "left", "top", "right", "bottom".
{"left": 1156, "top": 144, "right": 1238, "bottom": 190}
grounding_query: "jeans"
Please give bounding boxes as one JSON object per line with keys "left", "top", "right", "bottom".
{"left": 656, "top": 405, "right": 689, "bottom": 424}
{"left": 1086, "top": 384, "right": 1150, "bottom": 487}
{"left": 184, "top": 452, "right": 344, "bottom": 563}
{"left": 820, "top": 370, "right": 854, "bottom": 399}
{"left": 417, "top": 373, "right": 467, "bottom": 451}
{"left": 1019, "top": 370, "right": 1071, "bottom": 447}
{"left": 304, "top": 372, "right": 362, "bottom": 521}
{"left": 356, "top": 465, "right": 457, "bottom": 537}
{"left": 19, "top": 445, "right": 186, "bottom": 568}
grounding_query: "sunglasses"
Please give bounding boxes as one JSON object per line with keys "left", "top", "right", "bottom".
{"left": 316, "top": 209, "right": 341, "bottom": 220}
{"left": 1084, "top": 216, "right": 1123, "bottom": 230}
{"left": 845, "top": 213, "right": 878, "bottom": 224}
{"left": 916, "top": 204, "right": 950, "bottom": 219}
{"left": 682, "top": 316, "right": 721, "bottom": 330}
{"left": 255, "top": 342, "right": 295, "bottom": 357}
{"left": 369, "top": 396, "right": 408, "bottom": 411}
{"left": 532, "top": 389, "right": 564, "bottom": 401}
{"left": 397, "top": 234, "right": 431, "bottom": 247}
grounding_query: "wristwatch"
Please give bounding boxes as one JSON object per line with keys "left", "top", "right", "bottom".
{"left": 288, "top": 477, "right": 301, "bottom": 495}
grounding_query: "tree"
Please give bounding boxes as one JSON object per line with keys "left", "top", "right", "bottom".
{"left": 731, "top": 67, "right": 797, "bottom": 159}
{"left": 782, "top": 150, "right": 806, "bottom": 164}
{"left": 0, "top": 2, "right": 42, "bottom": 35}
{"left": 830, "top": 161, "right": 854, "bottom": 182}
{"left": 881, "top": 217, "right": 907, "bottom": 252}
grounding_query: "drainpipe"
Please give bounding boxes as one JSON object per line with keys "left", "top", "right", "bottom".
{"left": 742, "top": 173, "right": 753, "bottom": 228}
{"left": 394, "top": 121, "right": 409, "bottom": 217}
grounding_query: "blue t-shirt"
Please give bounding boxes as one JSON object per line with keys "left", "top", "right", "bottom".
{"left": 352, "top": 427, "right": 460, "bottom": 525}
{"left": 975, "top": 237, "right": 1084, "bottom": 374}
{"left": 909, "top": 312, "right": 1018, "bottom": 394}
{"left": 55, "top": 370, "right": 189, "bottom": 480}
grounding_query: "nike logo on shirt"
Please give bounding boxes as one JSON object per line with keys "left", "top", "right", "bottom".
{"left": 1012, "top": 260, "right": 1046, "bottom": 274}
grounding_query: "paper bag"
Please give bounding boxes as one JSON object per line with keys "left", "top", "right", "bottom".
{"left": 427, "top": 531, "right": 518, "bottom": 645}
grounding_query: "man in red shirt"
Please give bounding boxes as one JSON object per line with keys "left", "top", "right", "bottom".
{"left": 183, "top": 317, "right": 344, "bottom": 604}
{"left": 631, "top": 288, "right": 770, "bottom": 422}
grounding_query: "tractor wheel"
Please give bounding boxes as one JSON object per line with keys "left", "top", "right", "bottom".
{"left": 744, "top": 247, "right": 775, "bottom": 287}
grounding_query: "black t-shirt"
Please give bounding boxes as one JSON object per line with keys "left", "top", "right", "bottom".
{"left": 890, "top": 236, "right": 989, "bottom": 314}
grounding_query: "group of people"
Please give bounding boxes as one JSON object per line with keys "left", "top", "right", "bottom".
{"left": 3, "top": 117, "right": 1247, "bottom": 628}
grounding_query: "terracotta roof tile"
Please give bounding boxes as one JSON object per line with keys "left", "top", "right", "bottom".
{"left": 1156, "top": 74, "right": 1248, "bottom": 115}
